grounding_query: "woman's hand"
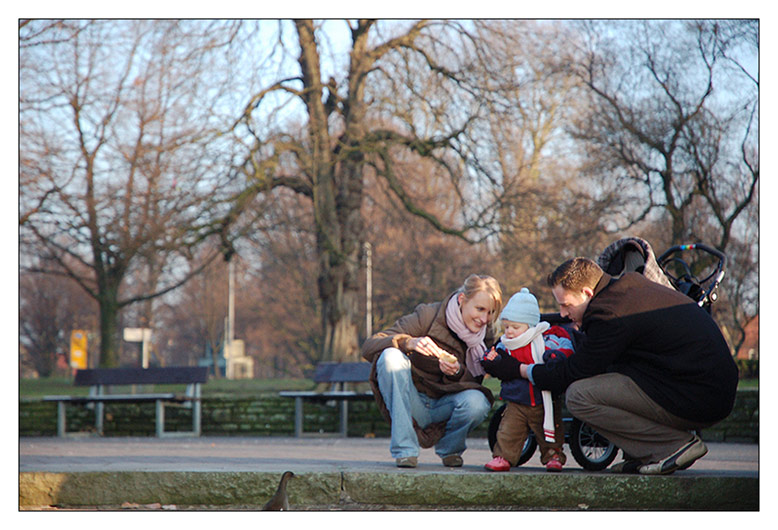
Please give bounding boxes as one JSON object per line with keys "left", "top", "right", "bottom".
{"left": 408, "top": 336, "right": 447, "bottom": 357}
{"left": 439, "top": 357, "right": 461, "bottom": 376}
{"left": 408, "top": 337, "right": 461, "bottom": 376}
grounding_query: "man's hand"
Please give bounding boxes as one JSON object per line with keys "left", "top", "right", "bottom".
{"left": 481, "top": 354, "right": 521, "bottom": 380}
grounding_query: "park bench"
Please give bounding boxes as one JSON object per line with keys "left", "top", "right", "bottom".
{"left": 279, "top": 362, "right": 373, "bottom": 437}
{"left": 43, "top": 366, "right": 208, "bottom": 438}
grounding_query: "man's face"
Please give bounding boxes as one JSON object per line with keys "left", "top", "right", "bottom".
{"left": 551, "top": 285, "right": 592, "bottom": 328}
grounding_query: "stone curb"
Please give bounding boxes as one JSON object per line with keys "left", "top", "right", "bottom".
{"left": 20, "top": 471, "right": 759, "bottom": 511}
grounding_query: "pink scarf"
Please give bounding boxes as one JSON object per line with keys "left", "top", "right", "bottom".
{"left": 445, "top": 295, "right": 487, "bottom": 377}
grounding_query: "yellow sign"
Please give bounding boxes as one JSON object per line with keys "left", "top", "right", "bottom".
{"left": 70, "top": 330, "right": 88, "bottom": 370}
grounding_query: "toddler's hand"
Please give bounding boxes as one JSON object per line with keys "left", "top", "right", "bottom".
{"left": 484, "top": 348, "right": 498, "bottom": 361}
{"left": 481, "top": 353, "right": 521, "bottom": 380}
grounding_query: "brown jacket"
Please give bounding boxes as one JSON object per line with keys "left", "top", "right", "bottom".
{"left": 361, "top": 291, "right": 496, "bottom": 447}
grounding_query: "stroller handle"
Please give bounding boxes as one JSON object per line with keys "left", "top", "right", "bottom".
{"left": 657, "top": 243, "right": 727, "bottom": 270}
{"left": 657, "top": 243, "right": 727, "bottom": 308}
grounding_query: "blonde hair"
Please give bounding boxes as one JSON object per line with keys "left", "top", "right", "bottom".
{"left": 460, "top": 274, "right": 503, "bottom": 325}
{"left": 547, "top": 257, "right": 603, "bottom": 292}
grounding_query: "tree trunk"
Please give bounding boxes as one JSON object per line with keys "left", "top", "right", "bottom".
{"left": 296, "top": 20, "right": 365, "bottom": 363}
{"left": 97, "top": 288, "right": 120, "bottom": 368}
{"left": 314, "top": 172, "right": 363, "bottom": 362}
{"left": 319, "top": 266, "right": 360, "bottom": 362}
{"left": 210, "top": 340, "right": 222, "bottom": 379}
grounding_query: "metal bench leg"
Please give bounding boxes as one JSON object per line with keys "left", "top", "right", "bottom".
{"left": 294, "top": 397, "right": 303, "bottom": 437}
{"left": 193, "top": 399, "right": 201, "bottom": 436}
{"left": 57, "top": 402, "right": 66, "bottom": 437}
{"left": 156, "top": 399, "right": 165, "bottom": 437}
{"left": 340, "top": 400, "right": 348, "bottom": 437}
{"left": 96, "top": 401, "right": 104, "bottom": 435}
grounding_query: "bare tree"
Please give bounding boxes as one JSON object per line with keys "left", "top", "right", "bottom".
{"left": 22, "top": 19, "right": 756, "bottom": 373}
{"left": 462, "top": 21, "right": 616, "bottom": 304}
{"left": 362, "top": 166, "right": 502, "bottom": 333}
{"left": 19, "top": 260, "right": 97, "bottom": 377}
{"left": 233, "top": 20, "right": 516, "bottom": 362}
{"left": 19, "top": 20, "right": 247, "bottom": 367}
{"left": 564, "top": 19, "right": 758, "bottom": 348}
{"left": 157, "top": 246, "right": 230, "bottom": 375}
{"left": 715, "top": 198, "right": 759, "bottom": 353}
{"left": 241, "top": 193, "right": 323, "bottom": 375}
{"left": 566, "top": 20, "right": 758, "bottom": 249}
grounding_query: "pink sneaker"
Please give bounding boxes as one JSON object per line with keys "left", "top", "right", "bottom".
{"left": 485, "top": 456, "right": 510, "bottom": 472}
{"left": 545, "top": 453, "right": 564, "bottom": 472}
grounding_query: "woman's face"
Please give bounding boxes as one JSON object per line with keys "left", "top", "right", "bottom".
{"left": 458, "top": 291, "right": 495, "bottom": 333}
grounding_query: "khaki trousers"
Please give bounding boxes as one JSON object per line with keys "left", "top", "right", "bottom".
{"left": 493, "top": 400, "right": 566, "bottom": 467}
{"left": 565, "top": 372, "right": 713, "bottom": 464}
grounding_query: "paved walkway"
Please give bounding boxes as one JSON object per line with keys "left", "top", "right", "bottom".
{"left": 20, "top": 435, "right": 757, "bottom": 475}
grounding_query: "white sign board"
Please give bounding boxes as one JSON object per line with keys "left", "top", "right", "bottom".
{"left": 124, "top": 328, "right": 152, "bottom": 342}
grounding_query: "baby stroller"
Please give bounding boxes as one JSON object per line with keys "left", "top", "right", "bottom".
{"left": 487, "top": 237, "right": 727, "bottom": 470}
{"left": 599, "top": 237, "right": 726, "bottom": 314}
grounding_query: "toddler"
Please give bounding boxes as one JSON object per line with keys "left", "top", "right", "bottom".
{"left": 481, "top": 288, "right": 574, "bottom": 472}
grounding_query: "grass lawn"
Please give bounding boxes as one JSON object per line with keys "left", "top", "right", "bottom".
{"left": 737, "top": 378, "right": 758, "bottom": 390}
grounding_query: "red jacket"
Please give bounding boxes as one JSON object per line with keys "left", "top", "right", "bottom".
{"left": 495, "top": 325, "right": 574, "bottom": 406}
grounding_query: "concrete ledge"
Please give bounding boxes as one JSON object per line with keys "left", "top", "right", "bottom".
{"left": 19, "top": 471, "right": 342, "bottom": 508}
{"left": 345, "top": 472, "right": 758, "bottom": 510}
{"left": 20, "top": 471, "right": 758, "bottom": 510}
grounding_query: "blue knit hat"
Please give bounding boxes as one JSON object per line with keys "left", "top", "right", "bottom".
{"left": 500, "top": 288, "right": 540, "bottom": 326}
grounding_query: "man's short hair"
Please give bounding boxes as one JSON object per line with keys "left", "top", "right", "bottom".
{"left": 546, "top": 257, "right": 603, "bottom": 292}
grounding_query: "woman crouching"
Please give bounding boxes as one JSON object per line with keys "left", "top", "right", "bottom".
{"left": 361, "top": 274, "right": 502, "bottom": 468}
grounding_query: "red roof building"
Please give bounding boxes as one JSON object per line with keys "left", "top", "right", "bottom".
{"left": 735, "top": 315, "right": 759, "bottom": 360}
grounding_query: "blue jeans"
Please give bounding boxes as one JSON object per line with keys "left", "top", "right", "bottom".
{"left": 375, "top": 347, "right": 491, "bottom": 459}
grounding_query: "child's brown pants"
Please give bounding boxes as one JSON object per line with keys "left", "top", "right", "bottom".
{"left": 493, "top": 400, "right": 566, "bottom": 467}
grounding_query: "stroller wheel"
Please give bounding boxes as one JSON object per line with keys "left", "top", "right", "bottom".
{"left": 487, "top": 404, "right": 538, "bottom": 466}
{"left": 569, "top": 417, "right": 618, "bottom": 471}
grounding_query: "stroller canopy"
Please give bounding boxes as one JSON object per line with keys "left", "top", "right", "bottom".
{"left": 597, "top": 237, "right": 675, "bottom": 290}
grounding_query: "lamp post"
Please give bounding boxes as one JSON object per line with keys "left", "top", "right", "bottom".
{"left": 226, "top": 258, "right": 235, "bottom": 379}
{"left": 365, "top": 242, "right": 372, "bottom": 338}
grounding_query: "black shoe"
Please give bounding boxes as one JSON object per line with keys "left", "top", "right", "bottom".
{"left": 639, "top": 436, "right": 708, "bottom": 475}
{"left": 609, "top": 459, "right": 642, "bottom": 474}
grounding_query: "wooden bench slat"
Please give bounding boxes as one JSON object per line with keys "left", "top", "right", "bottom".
{"left": 312, "top": 362, "right": 371, "bottom": 383}
{"left": 279, "top": 390, "right": 373, "bottom": 401}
